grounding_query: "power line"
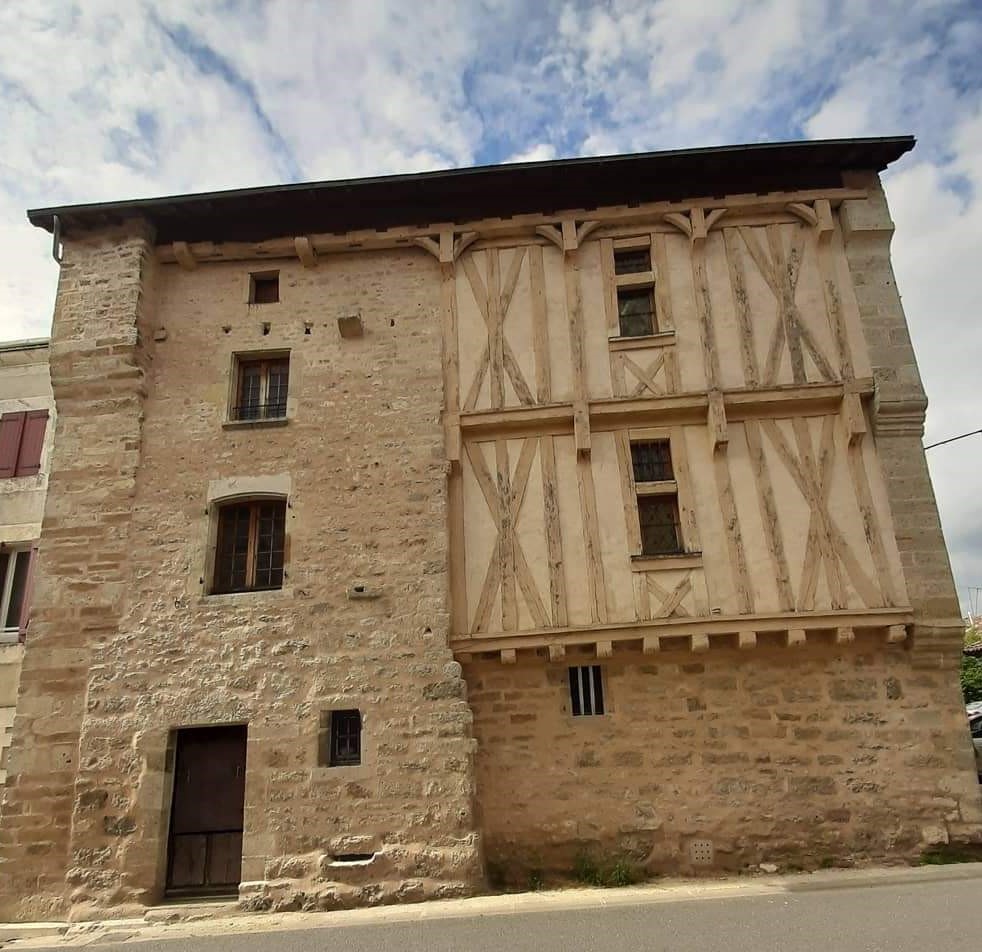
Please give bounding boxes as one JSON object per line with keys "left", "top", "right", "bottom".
{"left": 924, "top": 428, "right": 982, "bottom": 450}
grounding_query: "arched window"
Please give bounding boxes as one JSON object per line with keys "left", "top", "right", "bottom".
{"left": 212, "top": 498, "right": 286, "bottom": 594}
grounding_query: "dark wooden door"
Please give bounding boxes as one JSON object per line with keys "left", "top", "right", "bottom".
{"left": 166, "top": 725, "right": 247, "bottom": 896}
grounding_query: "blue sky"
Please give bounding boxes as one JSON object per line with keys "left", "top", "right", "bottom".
{"left": 0, "top": 0, "right": 981, "bottom": 613}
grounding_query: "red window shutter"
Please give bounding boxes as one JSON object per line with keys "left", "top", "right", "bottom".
{"left": 17, "top": 544, "right": 39, "bottom": 643}
{"left": 14, "top": 410, "right": 48, "bottom": 476}
{"left": 0, "top": 413, "right": 26, "bottom": 478}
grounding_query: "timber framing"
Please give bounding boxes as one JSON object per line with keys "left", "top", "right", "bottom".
{"left": 450, "top": 607, "right": 914, "bottom": 661}
{"left": 149, "top": 188, "right": 872, "bottom": 266}
{"left": 456, "top": 380, "right": 873, "bottom": 439}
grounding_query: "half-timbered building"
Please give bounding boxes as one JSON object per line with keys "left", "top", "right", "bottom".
{"left": 0, "top": 137, "right": 978, "bottom": 918}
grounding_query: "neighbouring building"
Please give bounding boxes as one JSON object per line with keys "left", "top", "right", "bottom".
{"left": 0, "top": 338, "right": 52, "bottom": 783}
{"left": 0, "top": 137, "right": 979, "bottom": 921}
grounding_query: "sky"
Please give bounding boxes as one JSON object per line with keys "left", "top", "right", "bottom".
{"left": 0, "top": 0, "right": 980, "bottom": 614}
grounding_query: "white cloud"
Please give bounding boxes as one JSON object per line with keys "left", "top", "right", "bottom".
{"left": 1, "top": 0, "right": 980, "bottom": 611}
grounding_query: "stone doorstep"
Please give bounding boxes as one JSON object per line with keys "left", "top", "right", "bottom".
{"left": 143, "top": 899, "right": 238, "bottom": 924}
{"left": 0, "top": 923, "right": 66, "bottom": 944}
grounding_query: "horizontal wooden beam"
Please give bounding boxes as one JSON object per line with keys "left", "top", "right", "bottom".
{"left": 450, "top": 606, "right": 914, "bottom": 657}
{"left": 155, "top": 187, "right": 867, "bottom": 266}
{"left": 457, "top": 380, "right": 874, "bottom": 440}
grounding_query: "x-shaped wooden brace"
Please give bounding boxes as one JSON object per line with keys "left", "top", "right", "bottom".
{"left": 620, "top": 351, "right": 667, "bottom": 397}
{"left": 466, "top": 438, "right": 549, "bottom": 633}
{"left": 645, "top": 570, "right": 692, "bottom": 618}
{"left": 462, "top": 247, "right": 535, "bottom": 410}
{"left": 760, "top": 418, "right": 879, "bottom": 610}
{"left": 738, "top": 226, "right": 835, "bottom": 386}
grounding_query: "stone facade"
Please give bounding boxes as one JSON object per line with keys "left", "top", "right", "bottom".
{"left": 0, "top": 140, "right": 978, "bottom": 920}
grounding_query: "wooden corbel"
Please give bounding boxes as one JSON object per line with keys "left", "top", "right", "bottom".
{"left": 536, "top": 219, "right": 598, "bottom": 255}
{"left": 664, "top": 208, "right": 727, "bottom": 247}
{"left": 294, "top": 236, "right": 317, "bottom": 268}
{"left": 787, "top": 200, "right": 835, "bottom": 244}
{"left": 573, "top": 401, "right": 591, "bottom": 455}
{"left": 444, "top": 412, "right": 461, "bottom": 466}
{"left": 415, "top": 228, "right": 481, "bottom": 268}
{"left": 843, "top": 389, "right": 867, "bottom": 446}
{"left": 708, "top": 390, "right": 728, "bottom": 452}
{"left": 886, "top": 624, "right": 908, "bottom": 644}
{"left": 173, "top": 241, "right": 197, "bottom": 271}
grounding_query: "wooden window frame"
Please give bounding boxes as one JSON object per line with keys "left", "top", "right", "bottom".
{"left": 319, "top": 710, "right": 362, "bottom": 767}
{"left": 230, "top": 354, "right": 289, "bottom": 422}
{"left": 610, "top": 239, "right": 658, "bottom": 338}
{"left": 211, "top": 499, "right": 286, "bottom": 595}
{"left": 249, "top": 271, "right": 280, "bottom": 305}
{"left": 631, "top": 438, "right": 684, "bottom": 557}
{"left": 0, "top": 545, "right": 33, "bottom": 639}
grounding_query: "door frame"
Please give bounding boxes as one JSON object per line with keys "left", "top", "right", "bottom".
{"left": 163, "top": 722, "right": 249, "bottom": 899}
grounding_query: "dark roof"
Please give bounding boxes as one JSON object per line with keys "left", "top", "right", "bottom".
{"left": 27, "top": 136, "right": 915, "bottom": 245}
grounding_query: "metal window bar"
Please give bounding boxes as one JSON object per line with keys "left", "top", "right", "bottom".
{"left": 614, "top": 248, "right": 651, "bottom": 275}
{"left": 617, "top": 288, "right": 656, "bottom": 337}
{"left": 638, "top": 496, "right": 683, "bottom": 555}
{"left": 569, "top": 666, "right": 605, "bottom": 717}
{"left": 330, "top": 710, "right": 362, "bottom": 766}
{"left": 631, "top": 440, "right": 674, "bottom": 482}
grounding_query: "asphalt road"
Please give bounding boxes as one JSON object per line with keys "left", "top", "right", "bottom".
{"left": 26, "top": 878, "right": 982, "bottom": 952}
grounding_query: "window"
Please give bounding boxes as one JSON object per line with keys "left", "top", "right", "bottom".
{"left": 249, "top": 272, "right": 279, "bottom": 304}
{"left": 617, "top": 288, "right": 656, "bottom": 337}
{"left": 614, "top": 247, "right": 651, "bottom": 275}
{"left": 613, "top": 245, "right": 656, "bottom": 338}
{"left": 319, "top": 710, "right": 362, "bottom": 766}
{"left": 568, "top": 666, "right": 605, "bottom": 717}
{"left": 232, "top": 355, "right": 289, "bottom": 421}
{"left": 0, "top": 410, "right": 48, "bottom": 478}
{"left": 631, "top": 440, "right": 683, "bottom": 556}
{"left": 212, "top": 499, "right": 286, "bottom": 594}
{"left": 0, "top": 547, "right": 34, "bottom": 636}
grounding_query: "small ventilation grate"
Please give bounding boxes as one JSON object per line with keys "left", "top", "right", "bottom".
{"left": 689, "top": 839, "right": 714, "bottom": 865}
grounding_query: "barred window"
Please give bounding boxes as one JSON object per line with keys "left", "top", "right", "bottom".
{"left": 638, "top": 496, "right": 683, "bottom": 556}
{"left": 631, "top": 440, "right": 683, "bottom": 556}
{"left": 319, "top": 710, "right": 362, "bottom": 767}
{"left": 631, "top": 440, "right": 674, "bottom": 483}
{"left": 213, "top": 499, "right": 286, "bottom": 594}
{"left": 568, "top": 665, "right": 605, "bottom": 717}
{"left": 614, "top": 248, "right": 651, "bottom": 275}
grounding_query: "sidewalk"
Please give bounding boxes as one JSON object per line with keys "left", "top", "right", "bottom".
{"left": 5, "top": 862, "right": 982, "bottom": 948}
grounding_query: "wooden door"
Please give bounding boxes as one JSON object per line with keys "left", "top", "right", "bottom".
{"left": 166, "top": 725, "right": 247, "bottom": 896}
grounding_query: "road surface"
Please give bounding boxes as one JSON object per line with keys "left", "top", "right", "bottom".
{"left": 22, "top": 876, "right": 982, "bottom": 952}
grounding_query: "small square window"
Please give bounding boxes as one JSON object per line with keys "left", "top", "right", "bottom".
{"left": 232, "top": 355, "right": 289, "bottom": 421}
{"left": 617, "top": 287, "right": 656, "bottom": 337}
{"left": 250, "top": 272, "right": 279, "bottom": 304}
{"left": 614, "top": 248, "right": 651, "bottom": 275}
{"left": 569, "top": 665, "right": 605, "bottom": 716}
{"left": 319, "top": 710, "right": 362, "bottom": 766}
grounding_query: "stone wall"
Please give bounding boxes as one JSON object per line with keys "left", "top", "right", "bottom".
{"left": 0, "top": 237, "right": 482, "bottom": 919}
{"left": 467, "top": 641, "right": 981, "bottom": 884}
